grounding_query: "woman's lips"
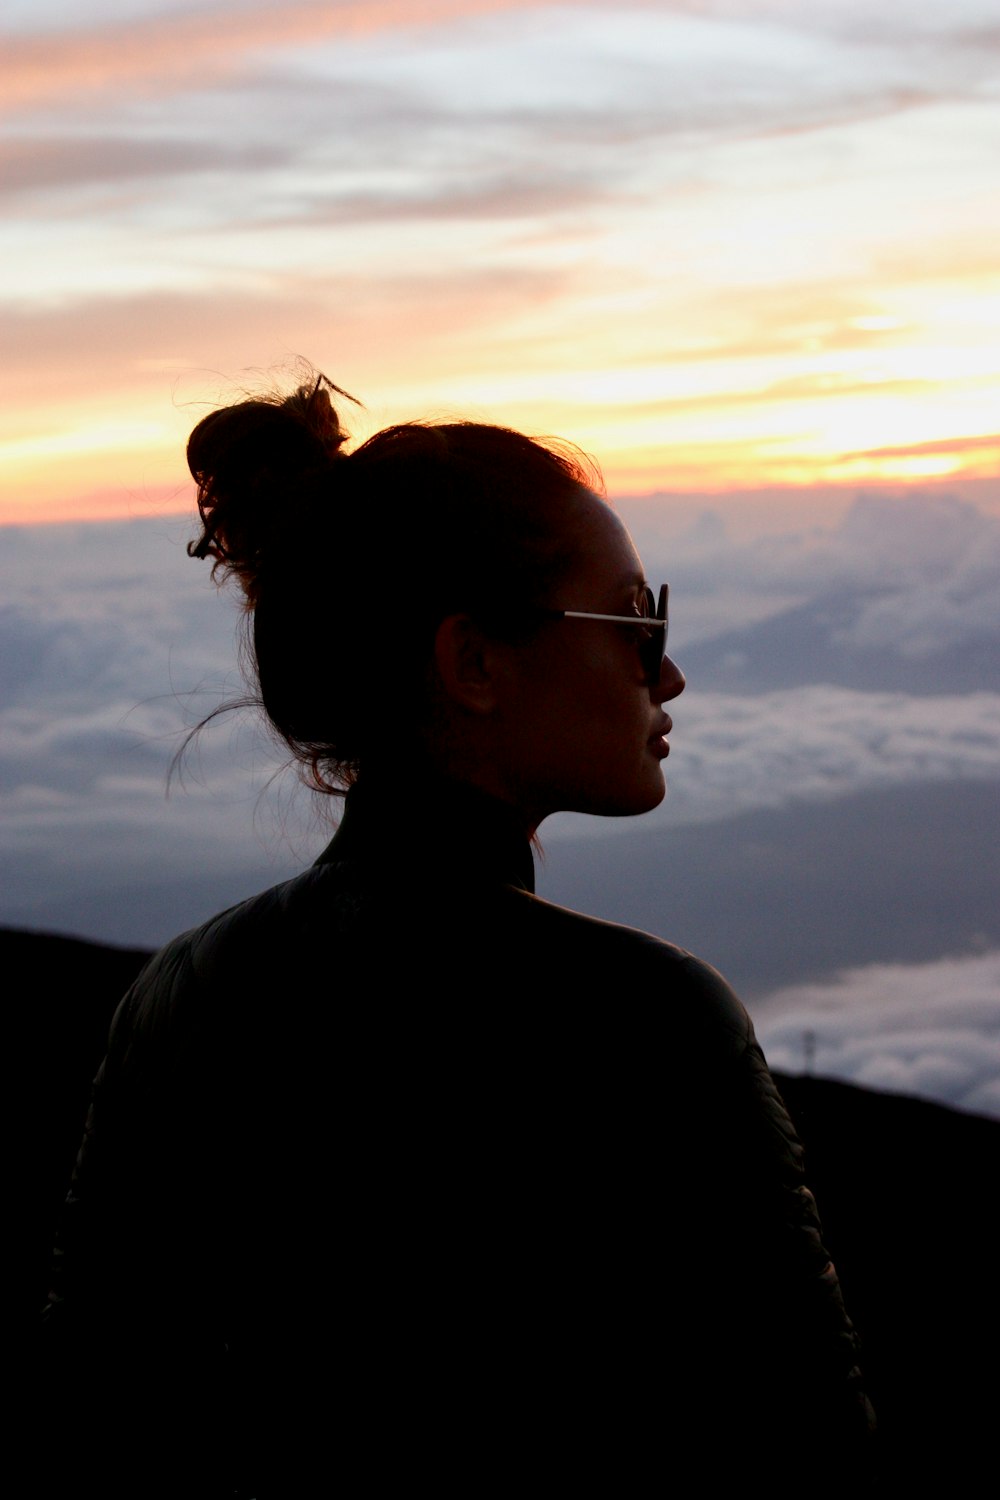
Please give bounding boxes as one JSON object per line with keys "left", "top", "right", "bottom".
{"left": 650, "top": 714, "right": 672, "bottom": 757}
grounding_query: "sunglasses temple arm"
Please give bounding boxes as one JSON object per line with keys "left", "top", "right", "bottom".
{"left": 560, "top": 611, "right": 667, "bottom": 627}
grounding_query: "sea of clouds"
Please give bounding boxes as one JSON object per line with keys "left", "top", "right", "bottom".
{"left": 3, "top": 489, "right": 997, "bottom": 847}
{"left": 2, "top": 487, "right": 997, "bottom": 1114}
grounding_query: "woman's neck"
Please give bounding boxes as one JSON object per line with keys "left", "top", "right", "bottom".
{"left": 316, "top": 767, "right": 536, "bottom": 893}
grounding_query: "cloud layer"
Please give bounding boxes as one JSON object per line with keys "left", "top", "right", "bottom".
{"left": 2, "top": 487, "right": 996, "bottom": 923}
{"left": 656, "top": 684, "right": 1000, "bottom": 828}
{"left": 2, "top": 486, "right": 996, "bottom": 1115}
{"left": 755, "top": 951, "right": 1000, "bottom": 1119}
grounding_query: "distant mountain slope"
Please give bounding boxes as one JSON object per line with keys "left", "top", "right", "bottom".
{"left": 774, "top": 1073, "right": 997, "bottom": 1476}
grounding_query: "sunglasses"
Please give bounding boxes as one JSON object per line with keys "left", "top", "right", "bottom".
{"left": 542, "top": 583, "right": 669, "bottom": 688}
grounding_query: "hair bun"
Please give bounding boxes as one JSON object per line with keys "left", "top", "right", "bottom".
{"left": 279, "top": 377, "right": 356, "bottom": 463}
{"left": 187, "top": 373, "right": 358, "bottom": 601}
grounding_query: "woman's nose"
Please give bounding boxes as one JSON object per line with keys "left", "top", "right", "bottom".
{"left": 655, "top": 652, "right": 685, "bottom": 703}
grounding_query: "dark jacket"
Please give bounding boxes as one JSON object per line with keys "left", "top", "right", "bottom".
{"left": 44, "top": 777, "right": 874, "bottom": 1492}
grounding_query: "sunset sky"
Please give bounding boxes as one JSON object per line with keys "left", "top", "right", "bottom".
{"left": 3, "top": 0, "right": 999, "bottom": 524}
{"left": 3, "top": 1, "right": 999, "bottom": 1115}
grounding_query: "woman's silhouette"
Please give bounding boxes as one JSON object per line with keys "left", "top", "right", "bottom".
{"left": 44, "top": 374, "right": 874, "bottom": 1493}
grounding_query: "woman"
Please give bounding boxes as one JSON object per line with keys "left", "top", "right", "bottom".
{"left": 45, "top": 375, "right": 873, "bottom": 1492}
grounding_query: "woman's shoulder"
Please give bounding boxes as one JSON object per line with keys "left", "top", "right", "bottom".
{"left": 113, "top": 862, "right": 360, "bottom": 1040}
{"left": 508, "top": 887, "right": 753, "bottom": 1053}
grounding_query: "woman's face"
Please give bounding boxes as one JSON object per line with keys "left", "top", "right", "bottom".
{"left": 493, "top": 490, "right": 685, "bottom": 831}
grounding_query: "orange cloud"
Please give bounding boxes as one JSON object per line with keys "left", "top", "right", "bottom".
{"left": 596, "top": 430, "right": 1000, "bottom": 497}
{"left": 840, "top": 433, "right": 1000, "bottom": 461}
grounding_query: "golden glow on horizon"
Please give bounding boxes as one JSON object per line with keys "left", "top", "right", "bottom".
{"left": 2, "top": 0, "right": 998, "bottom": 525}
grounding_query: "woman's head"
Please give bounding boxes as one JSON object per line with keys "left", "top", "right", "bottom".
{"left": 187, "top": 371, "right": 682, "bottom": 826}
{"left": 471, "top": 491, "right": 683, "bottom": 828}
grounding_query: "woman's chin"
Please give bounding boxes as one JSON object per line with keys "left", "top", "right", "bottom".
{"left": 634, "top": 775, "right": 667, "bottom": 816}
{"left": 589, "top": 774, "right": 667, "bottom": 820}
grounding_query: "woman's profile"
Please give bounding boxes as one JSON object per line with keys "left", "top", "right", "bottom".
{"left": 44, "top": 373, "right": 874, "bottom": 1493}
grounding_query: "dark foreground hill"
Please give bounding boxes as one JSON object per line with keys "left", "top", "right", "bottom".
{"left": 15, "top": 926, "right": 998, "bottom": 1479}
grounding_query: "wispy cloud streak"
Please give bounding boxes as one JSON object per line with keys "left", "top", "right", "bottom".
{"left": 1, "top": 0, "right": 547, "bottom": 112}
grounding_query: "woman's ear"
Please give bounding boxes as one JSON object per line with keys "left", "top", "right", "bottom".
{"left": 432, "top": 614, "right": 504, "bottom": 715}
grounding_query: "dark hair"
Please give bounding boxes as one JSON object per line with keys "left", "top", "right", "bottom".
{"left": 187, "top": 371, "right": 603, "bottom": 792}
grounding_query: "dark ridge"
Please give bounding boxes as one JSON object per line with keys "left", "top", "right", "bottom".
{"left": 15, "top": 927, "right": 154, "bottom": 1331}
{"left": 17, "top": 926, "right": 998, "bottom": 1476}
{"left": 775, "top": 1073, "right": 998, "bottom": 1478}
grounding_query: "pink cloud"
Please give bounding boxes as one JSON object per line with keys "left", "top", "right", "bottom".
{"left": 2, "top": 0, "right": 550, "bottom": 113}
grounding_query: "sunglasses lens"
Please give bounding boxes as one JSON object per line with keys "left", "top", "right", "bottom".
{"left": 639, "top": 585, "right": 667, "bottom": 685}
